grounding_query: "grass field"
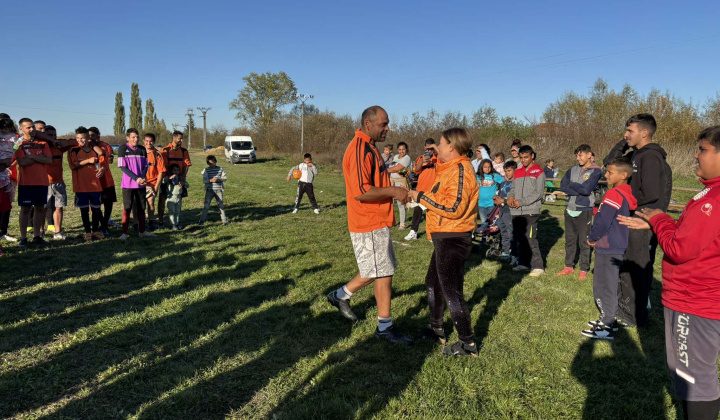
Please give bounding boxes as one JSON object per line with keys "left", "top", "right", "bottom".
{"left": 0, "top": 153, "right": 704, "bottom": 419}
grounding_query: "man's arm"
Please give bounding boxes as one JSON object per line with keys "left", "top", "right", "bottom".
{"left": 649, "top": 199, "right": 720, "bottom": 264}
{"left": 568, "top": 169, "right": 602, "bottom": 195}
{"left": 559, "top": 170, "right": 576, "bottom": 195}
{"left": 603, "top": 139, "right": 629, "bottom": 167}
{"left": 355, "top": 186, "right": 408, "bottom": 203}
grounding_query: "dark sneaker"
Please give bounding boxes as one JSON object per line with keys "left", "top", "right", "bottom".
{"left": 102, "top": 229, "right": 111, "bottom": 238}
{"left": 374, "top": 325, "right": 413, "bottom": 345}
{"left": 31, "top": 236, "right": 48, "bottom": 246}
{"left": 442, "top": 341, "right": 478, "bottom": 357}
{"left": 157, "top": 222, "right": 165, "bottom": 229}
{"left": 581, "top": 323, "right": 615, "bottom": 340}
{"left": 326, "top": 291, "right": 358, "bottom": 322}
{"left": 416, "top": 327, "right": 446, "bottom": 345}
{"left": 18, "top": 238, "right": 28, "bottom": 250}
{"left": 587, "top": 320, "right": 619, "bottom": 331}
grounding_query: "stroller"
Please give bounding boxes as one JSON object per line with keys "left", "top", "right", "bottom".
{"left": 472, "top": 205, "right": 503, "bottom": 258}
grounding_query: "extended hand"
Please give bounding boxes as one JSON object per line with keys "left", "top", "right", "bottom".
{"left": 617, "top": 215, "right": 651, "bottom": 230}
{"left": 408, "top": 190, "right": 419, "bottom": 202}
{"left": 96, "top": 167, "right": 106, "bottom": 178}
{"left": 635, "top": 208, "right": 664, "bottom": 222}
{"left": 394, "top": 186, "right": 410, "bottom": 204}
{"left": 286, "top": 176, "right": 290, "bottom": 182}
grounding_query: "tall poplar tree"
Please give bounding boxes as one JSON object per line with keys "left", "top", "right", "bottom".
{"left": 113, "top": 92, "right": 126, "bottom": 136}
{"left": 129, "top": 83, "right": 143, "bottom": 130}
{"left": 144, "top": 99, "right": 159, "bottom": 132}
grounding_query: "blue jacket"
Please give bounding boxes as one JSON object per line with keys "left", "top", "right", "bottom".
{"left": 560, "top": 164, "right": 602, "bottom": 212}
{"left": 588, "top": 184, "right": 638, "bottom": 254}
{"left": 477, "top": 173, "right": 504, "bottom": 207}
{"left": 496, "top": 178, "right": 513, "bottom": 215}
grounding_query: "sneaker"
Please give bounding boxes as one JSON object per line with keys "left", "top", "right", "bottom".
{"left": 416, "top": 327, "right": 446, "bottom": 345}
{"left": 529, "top": 269, "right": 545, "bottom": 277}
{"left": 578, "top": 271, "right": 588, "bottom": 281}
{"left": 398, "top": 224, "right": 406, "bottom": 230}
{"left": 314, "top": 209, "right": 320, "bottom": 215}
{"left": 171, "top": 225, "right": 179, "bottom": 231}
{"left": 84, "top": 233, "right": 93, "bottom": 242}
{"left": 374, "top": 325, "right": 413, "bottom": 345}
{"left": 92, "top": 231, "right": 104, "bottom": 240}
{"left": 107, "top": 220, "right": 119, "bottom": 228}
{"left": 556, "top": 267, "right": 575, "bottom": 276}
{"left": 292, "top": 208, "right": 298, "bottom": 214}
{"left": 404, "top": 230, "right": 418, "bottom": 240}
{"left": 587, "top": 320, "right": 619, "bottom": 331}
{"left": 497, "top": 253, "right": 511, "bottom": 262}
{"left": 176, "top": 224, "right": 184, "bottom": 230}
{"left": 326, "top": 291, "right": 358, "bottom": 322}
{"left": 46, "top": 225, "right": 55, "bottom": 233}
{"left": 102, "top": 229, "right": 111, "bottom": 238}
{"left": 581, "top": 323, "right": 615, "bottom": 340}
{"left": 442, "top": 341, "right": 478, "bottom": 357}
{"left": 1, "top": 234, "right": 18, "bottom": 242}
{"left": 510, "top": 256, "right": 519, "bottom": 267}
{"left": 53, "top": 232, "right": 67, "bottom": 240}
{"left": 157, "top": 222, "right": 165, "bottom": 229}
{"left": 139, "top": 231, "right": 155, "bottom": 237}
{"left": 222, "top": 221, "right": 229, "bottom": 225}
{"left": 119, "top": 234, "right": 129, "bottom": 241}
{"left": 512, "top": 265, "right": 530, "bottom": 272}
{"left": 18, "top": 238, "right": 28, "bottom": 249}
{"left": 31, "top": 236, "right": 48, "bottom": 246}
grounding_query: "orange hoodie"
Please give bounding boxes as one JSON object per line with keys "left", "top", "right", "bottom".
{"left": 418, "top": 156, "right": 478, "bottom": 235}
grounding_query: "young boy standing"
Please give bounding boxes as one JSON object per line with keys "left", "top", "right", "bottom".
{"left": 117, "top": 128, "right": 153, "bottom": 240}
{"left": 88, "top": 127, "right": 116, "bottom": 236}
{"left": 164, "top": 164, "right": 189, "bottom": 230}
{"left": 582, "top": 157, "right": 637, "bottom": 339}
{"left": 557, "top": 144, "right": 602, "bottom": 280}
{"left": 493, "top": 160, "right": 517, "bottom": 262}
{"left": 143, "top": 133, "right": 166, "bottom": 231}
{"left": 543, "top": 158, "right": 558, "bottom": 202}
{"left": 68, "top": 127, "right": 105, "bottom": 241}
{"left": 286, "top": 153, "right": 319, "bottom": 214}
{"left": 507, "top": 145, "right": 546, "bottom": 276}
{"left": 199, "top": 155, "right": 227, "bottom": 225}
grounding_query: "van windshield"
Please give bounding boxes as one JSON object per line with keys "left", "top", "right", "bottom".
{"left": 231, "top": 141, "right": 253, "bottom": 150}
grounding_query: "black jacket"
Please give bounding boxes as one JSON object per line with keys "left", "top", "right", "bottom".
{"left": 604, "top": 140, "right": 671, "bottom": 211}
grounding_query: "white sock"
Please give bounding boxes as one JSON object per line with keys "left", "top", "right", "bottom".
{"left": 336, "top": 285, "right": 353, "bottom": 301}
{"left": 378, "top": 317, "right": 392, "bottom": 332}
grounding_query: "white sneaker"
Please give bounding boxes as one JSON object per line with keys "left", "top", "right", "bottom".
{"left": 314, "top": 209, "right": 320, "bottom": 215}
{"left": 292, "top": 208, "right": 298, "bottom": 214}
{"left": 1, "top": 234, "right": 18, "bottom": 242}
{"left": 119, "top": 234, "right": 129, "bottom": 241}
{"left": 139, "top": 231, "right": 155, "bottom": 237}
{"left": 404, "top": 230, "right": 417, "bottom": 240}
{"left": 513, "top": 265, "right": 530, "bottom": 272}
{"left": 53, "top": 232, "right": 67, "bottom": 240}
{"left": 529, "top": 268, "right": 546, "bottom": 277}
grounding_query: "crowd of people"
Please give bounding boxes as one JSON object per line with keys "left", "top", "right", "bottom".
{"left": 326, "top": 105, "right": 720, "bottom": 420}
{"left": 0, "top": 114, "right": 229, "bottom": 256}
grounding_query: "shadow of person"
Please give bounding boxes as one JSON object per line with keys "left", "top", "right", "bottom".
{"left": 570, "top": 328, "right": 669, "bottom": 419}
{"left": 467, "top": 265, "right": 523, "bottom": 349}
{"left": 538, "top": 209, "right": 563, "bottom": 268}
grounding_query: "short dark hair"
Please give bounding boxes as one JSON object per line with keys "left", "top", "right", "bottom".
{"left": 626, "top": 113, "right": 657, "bottom": 138}
{"left": 172, "top": 130, "right": 183, "bottom": 138}
{"left": 45, "top": 125, "right": 56, "bottom": 132}
{"left": 360, "top": 105, "right": 385, "bottom": 126}
{"left": 698, "top": 125, "right": 720, "bottom": 152}
{"left": 384, "top": 144, "right": 393, "bottom": 149}
{"left": 0, "top": 118, "right": 16, "bottom": 132}
{"left": 573, "top": 144, "right": 592, "bottom": 154}
{"left": 206, "top": 155, "right": 217, "bottom": 163}
{"left": 606, "top": 157, "right": 633, "bottom": 176}
{"left": 518, "top": 145, "right": 534, "bottom": 156}
{"left": 503, "top": 160, "right": 518, "bottom": 170}
{"left": 424, "top": 138, "right": 435, "bottom": 145}
{"left": 303, "top": 153, "right": 312, "bottom": 159}
{"left": 75, "top": 126, "right": 89, "bottom": 135}
{"left": 88, "top": 127, "right": 100, "bottom": 135}
{"left": 169, "top": 163, "right": 180, "bottom": 171}
{"left": 144, "top": 133, "right": 156, "bottom": 142}
{"left": 0, "top": 113, "right": 10, "bottom": 120}
{"left": 34, "top": 120, "right": 46, "bottom": 127}
{"left": 126, "top": 128, "right": 139, "bottom": 136}
{"left": 18, "top": 118, "right": 33, "bottom": 126}
{"left": 397, "top": 141, "right": 408, "bottom": 150}
{"left": 544, "top": 158, "right": 555, "bottom": 165}
{"left": 479, "top": 143, "right": 491, "bottom": 156}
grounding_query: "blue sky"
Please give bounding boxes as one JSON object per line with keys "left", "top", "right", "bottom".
{"left": 2, "top": 0, "right": 719, "bottom": 136}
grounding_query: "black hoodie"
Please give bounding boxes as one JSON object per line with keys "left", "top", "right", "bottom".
{"left": 604, "top": 140, "right": 672, "bottom": 211}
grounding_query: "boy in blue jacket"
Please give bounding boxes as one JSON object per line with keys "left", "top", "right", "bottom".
{"left": 557, "top": 144, "right": 602, "bottom": 280}
{"left": 582, "top": 157, "right": 637, "bottom": 339}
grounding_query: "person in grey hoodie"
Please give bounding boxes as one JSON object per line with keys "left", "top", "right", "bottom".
{"left": 557, "top": 144, "right": 602, "bottom": 280}
{"left": 603, "top": 113, "right": 671, "bottom": 328}
{"left": 507, "top": 145, "right": 546, "bottom": 276}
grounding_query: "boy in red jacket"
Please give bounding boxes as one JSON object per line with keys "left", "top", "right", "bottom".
{"left": 620, "top": 126, "right": 720, "bottom": 420}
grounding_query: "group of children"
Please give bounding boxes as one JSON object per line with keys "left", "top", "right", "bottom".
{"left": 0, "top": 115, "right": 229, "bottom": 255}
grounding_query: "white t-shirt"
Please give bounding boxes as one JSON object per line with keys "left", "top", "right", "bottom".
{"left": 389, "top": 154, "right": 411, "bottom": 179}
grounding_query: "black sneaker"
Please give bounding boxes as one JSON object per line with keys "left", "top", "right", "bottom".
{"left": 442, "top": 341, "right": 478, "bottom": 357}
{"left": 587, "top": 320, "right": 619, "bottom": 331}
{"left": 581, "top": 323, "right": 615, "bottom": 340}
{"left": 102, "top": 229, "right": 111, "bottom": 238}
{"left": 374, "top": 325, "right": 413, "bottom": 345}
{"left": 416, "top": 327, "right": 447, "bottom": 345}
{"left": 157, "top": 222, "right": 165, "bottom": 229}
{"left": 31, "top": 236, "right": 48, "bottom": 246}
{"left": 18, "top": 238, "right": 28, "bottom": 250}
{"left": 326, "top": 291, "right": 358, "bottom": 322}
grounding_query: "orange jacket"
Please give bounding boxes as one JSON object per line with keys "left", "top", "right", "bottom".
{"left": 414, "top": 155, "right": 437, "bottom": 193}
{"left": 418, "top": 156, "right": 478, "bottom": 235}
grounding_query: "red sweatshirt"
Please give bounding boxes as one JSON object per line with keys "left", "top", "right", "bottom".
{"left": 650, "top": 176, "right": 720, "bottom": 320}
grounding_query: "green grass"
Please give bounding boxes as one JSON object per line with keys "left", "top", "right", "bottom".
{"left": 0, "top": 154, "right": 688, "bottom": 419}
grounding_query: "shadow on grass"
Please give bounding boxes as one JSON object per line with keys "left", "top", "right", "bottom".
{"left": 570, "top": 327, "right": 669, "bottom": 419}
{"left": 538, "top": 209, "right": 563, "bottom": 268}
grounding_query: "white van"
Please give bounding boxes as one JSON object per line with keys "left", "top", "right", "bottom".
{"left": 224, "top": 136, "right": 256, "bottom": 163}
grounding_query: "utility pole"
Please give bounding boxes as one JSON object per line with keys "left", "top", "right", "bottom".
{"left": 197, "top": 107, "right": 211, "bottom": 150}
{"left": 185, "top": 108, "right": 195, "bottom": 149}
{"left": 293, "top": 93, "right": 314, "bottom": 154}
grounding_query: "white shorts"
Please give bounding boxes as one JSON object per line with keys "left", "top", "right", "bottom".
{"left": 350, "top": 226, "right": 397, "bottom": 279}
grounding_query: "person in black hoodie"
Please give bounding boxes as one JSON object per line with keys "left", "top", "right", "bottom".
{"left": 603, "top": 113, "right": 671, "bottom": 328}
